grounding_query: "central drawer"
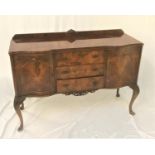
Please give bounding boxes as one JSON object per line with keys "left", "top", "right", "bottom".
{"left": 57, "top": 76, "right": 104, "bottom": 93}
{"left": 56, "top": 64, "right": 105, "bottom": 79}
{"left": 55, "top": 49, "right": 105, "bottom": 67}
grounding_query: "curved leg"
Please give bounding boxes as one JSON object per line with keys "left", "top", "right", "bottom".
{"left": 116, "top": 88, "right": 120, "bottom": 97}
{"left": 129, "top": 84, "right": 140, "bottom": 115}
{"left": 14, "top": 96, "right": 25, "bottom": 131}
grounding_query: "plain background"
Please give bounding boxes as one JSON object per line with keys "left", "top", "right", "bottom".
{"left": 0, "top": 15, "right": 155, "bottom": 138}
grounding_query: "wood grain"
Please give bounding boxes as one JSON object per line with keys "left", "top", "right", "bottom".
{"left": 55, "top": 49, "right": 105, "bottom": 67}
{"left": 56, "top": 64, "right": 105, "bottom": 79}
{"left": 57, "top": 76, "right": 105, "bottom": 93}
{"left": 9, "top": 29, "right": 143, "bottom": 131}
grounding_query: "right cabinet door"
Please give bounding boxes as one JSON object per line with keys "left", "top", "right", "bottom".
{"left": 106, "top": 45, "right": 142, "bottom": 88}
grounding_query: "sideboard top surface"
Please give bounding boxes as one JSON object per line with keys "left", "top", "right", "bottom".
{"left": 9, "top": 29, "right": 143, "bottom": 53}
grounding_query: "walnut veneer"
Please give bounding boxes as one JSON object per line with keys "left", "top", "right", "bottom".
{"left": 9, "top": 29, "right": 143, "bottom": 131}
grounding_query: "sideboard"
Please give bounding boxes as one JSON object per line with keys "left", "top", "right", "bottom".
{"left": 9, "top": 29, "right": 143, "bottom": 131}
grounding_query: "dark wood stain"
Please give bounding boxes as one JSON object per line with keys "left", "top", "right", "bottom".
{"left": 55, "top": 49, "right": 105, "bottom": 67}
{"left": 12, "top": 29, "right": 124, "bottom": 43}
{"left": 57, "top": 76, "right": 105, "bottom": 93}
{"left": 9, "top": 29, "right": 143, "bottom": 131}
{"left": 56, "top": 64, "right": 105, "bottom": 79}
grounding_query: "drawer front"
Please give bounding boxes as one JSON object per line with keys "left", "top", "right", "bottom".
{"left": 57, "top": 76, "right": 104, "bottom": 93}
{"left": 56, "top": 64, "right": 105, "bottom": 79}
{"left": 55, "top": 49, "right": 105, "bottom": 67}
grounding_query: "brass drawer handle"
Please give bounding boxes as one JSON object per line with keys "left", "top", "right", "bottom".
{"left": 62, "top": 57, "right": 68, "bottom": 61}
{"left": 92, "top": 54, "right": 98, "bottom": 58}
{"left": 63, "top": 84, "right": 69, "bottom": 87}
{"left": 92, "top": 81, "right": 98, "bottom": 86}
{"left": 78, "top": 52, "right": 86, "bottom": 57}
{"left": 62, "top": 70, "right": 69, "bottom": 74}
{"left": 72, "top": 62, "right": 81, "bottom": 65}
{"left": 92, "top": 68, "right": 97, "bottom": 71}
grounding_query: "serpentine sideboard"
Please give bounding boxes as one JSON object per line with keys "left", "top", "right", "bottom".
{"left": 9, "top": 29, "right": 143, "bottom": 131}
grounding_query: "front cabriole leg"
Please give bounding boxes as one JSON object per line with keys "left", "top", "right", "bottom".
{"left": 14, "top": 96, "right": 26, "bottom": 131}
{"left": 128, "top": 84, "right": 140, "bottom": 115}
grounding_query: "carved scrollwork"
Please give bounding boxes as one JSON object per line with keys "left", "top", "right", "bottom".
{"left": 64, "top": 90, "right": 96, "bottom": 96}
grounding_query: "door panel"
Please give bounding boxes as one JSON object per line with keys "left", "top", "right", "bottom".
{"left": 106, "top": 45, "right": 142, "bottom": 88}
{"left": 14, "top": 53, "right": 51, "bottom": 95}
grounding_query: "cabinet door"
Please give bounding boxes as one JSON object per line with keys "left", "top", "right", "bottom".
{"left": 13, "top": 53, "right": 52, "bottom": 96}
{"left": 106, "top": 45, "right": 142, "bottom": 88}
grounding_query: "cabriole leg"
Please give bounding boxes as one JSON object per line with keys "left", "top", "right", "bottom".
{"left": 129, "top": 84, "right": 140, "bottom": 115}
{"left": 14, "top": 96, "right": 25, "bottom": 131}
{"left": 116, "top": 88, "right": 120, "bottom": 97}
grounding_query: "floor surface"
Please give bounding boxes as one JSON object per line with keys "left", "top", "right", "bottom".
{"left": 0, "top": 77, "right": 155, "bottom": 138}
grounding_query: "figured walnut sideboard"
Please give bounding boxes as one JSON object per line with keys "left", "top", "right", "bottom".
{"left": 9, "top": 29, "right": 143, "bottom": 131}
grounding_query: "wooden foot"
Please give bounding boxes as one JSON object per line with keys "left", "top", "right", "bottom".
{"left": 116, "top": 88, "right": 120, "bottom": 97}
{"left": 14, "top": 96, "right": 25, "bottom": 131}
{"left": 20, "top": 103, "right": 24, "bottom": 110}
{"left": 128, "top": 84, "right": 140, "bottom": 115}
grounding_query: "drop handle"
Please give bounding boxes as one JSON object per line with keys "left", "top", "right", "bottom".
{"left": 62, "top": 70, "right": 69, "bottom": 74}
{"left": 92, "top": 68, "right": 97, "bottom": 71}
{"left": 72, "top": 62, "right": 81, "bottom": 65}
{"left": 63, "top": 84, "right": 69, "bottom": 87}
{"left": 92, "top": 54, "right": 98, "bottom": 58}
{"left": 92, "top": 81, "right": 98, "bottom": 86}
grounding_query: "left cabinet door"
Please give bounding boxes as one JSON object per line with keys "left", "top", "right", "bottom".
{"left": 13, "top": 53, "right": 52, "bottom": 96}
